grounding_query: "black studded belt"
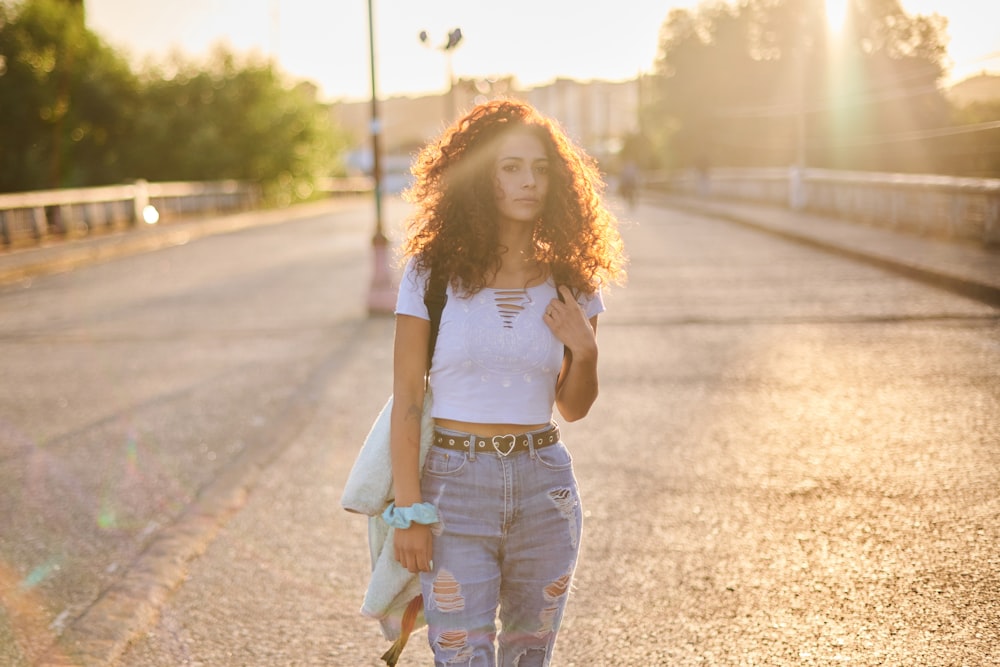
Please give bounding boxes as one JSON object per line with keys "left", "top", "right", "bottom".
{"left": 432, "top": 425, "right": 560, "bottom": 457}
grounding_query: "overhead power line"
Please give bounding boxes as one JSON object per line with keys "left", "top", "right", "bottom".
{"left": 829, "top": 120, "right": 1000, "bottom": 146}
{"left": 710, "top": 119, "right": 1000, "bottom": 151}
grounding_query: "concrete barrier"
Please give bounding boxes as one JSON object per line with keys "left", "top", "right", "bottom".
{"left": 0, "top": 179, "right": 262, "bottom": 247}
{"left": 646, "top": 167, "right": 1000, "bottom": 245}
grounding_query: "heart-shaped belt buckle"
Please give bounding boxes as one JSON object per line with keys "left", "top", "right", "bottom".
{"left": 492, "top": 434, "right": 517, "bottom": 456}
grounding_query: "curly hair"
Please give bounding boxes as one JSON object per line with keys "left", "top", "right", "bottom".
{"left": 400, "top": 99, "right": 626, "bottom": 297}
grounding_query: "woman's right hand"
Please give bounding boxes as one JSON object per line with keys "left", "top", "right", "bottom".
{"left": 393, "top": 521, "right": 434, "bottom": 573}
{"left": 389, "top": 314, "right": 435, "bottom": 574}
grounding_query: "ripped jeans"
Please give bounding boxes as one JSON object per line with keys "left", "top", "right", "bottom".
{"left": 419, "top": 428, "right": 583, "bottom": 667}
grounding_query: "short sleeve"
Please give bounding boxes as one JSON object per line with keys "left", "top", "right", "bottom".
{"left": 581, "top": 288, "right": 605, "bottom": 319}
{"left": 395, "top": 257, "right": 430, "bottom": 320}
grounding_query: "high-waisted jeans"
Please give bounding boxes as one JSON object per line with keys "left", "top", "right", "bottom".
{"left": 419, "top": 427, "right": 583, "bottom": 667}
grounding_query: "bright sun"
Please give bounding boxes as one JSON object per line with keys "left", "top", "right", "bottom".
{"left": 825, "top": 0, "right": 849, "bottom": 33}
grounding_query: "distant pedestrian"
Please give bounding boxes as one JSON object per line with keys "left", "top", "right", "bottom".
{"left": 619, "top": 158, "right": 639, "bottom": 209}
{"left": 387, "top": 99, "right": 626, "bottom": 665}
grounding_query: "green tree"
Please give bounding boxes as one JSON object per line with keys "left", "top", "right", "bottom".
{"left": 0, "top": 0, "right": 138, "bottom": 192}
{"left": 646, "top": 0, "right": 951, "bottom": 173}
{"left": 1, "top": 1, "right": 348, "bottom": 200}
{"left": 130, "top": 48, "right": 345, "bottom": 205}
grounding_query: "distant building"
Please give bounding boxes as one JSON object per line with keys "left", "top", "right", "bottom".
{"left": 523, "top": 78, "right": 641, "bottom": 166}
{"left": 332, "top": 76, "right": 642, "bottom": 178}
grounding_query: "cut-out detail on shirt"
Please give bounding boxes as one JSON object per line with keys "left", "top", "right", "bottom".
{"left": 394, "top": 258, "right": 604, "bottom": 422}
{"left": 494, "top": 289, "right": 532, "bottom": 329}
{"left": 463, "top": 287, "right": 551, "bottom": 376}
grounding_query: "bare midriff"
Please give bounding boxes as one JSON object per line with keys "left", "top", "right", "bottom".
{"left": 433, "top": 419, "right": 551, "bottom": 437}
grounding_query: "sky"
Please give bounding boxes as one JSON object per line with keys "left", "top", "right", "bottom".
{"left": 84, "top": 0, "right": 1000, "bottom": 102}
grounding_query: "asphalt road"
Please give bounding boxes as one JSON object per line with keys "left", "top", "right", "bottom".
{"left": 1, "top": 196, "right": 998, "bottom": 666}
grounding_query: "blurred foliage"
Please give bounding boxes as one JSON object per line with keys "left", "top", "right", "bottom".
{"left": 640, "top": 0, "right": 998, "bottom": 177}
{"left": 0, "top": 0, "right": 138, "bottom": 191}
{"left": 0, "top": 0, "right": 348, "bottom": 201}
{"left": 130, "top": 48, "right": 348, "bottom": 205}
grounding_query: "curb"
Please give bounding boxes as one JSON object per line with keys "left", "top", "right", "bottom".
{"left": 649, "top": 193, "right": 1000, "bottom": 309}
{"left": 35, "top": 318, "right": 372, "bottom": 667}
{"left": 18, "top": 197, "right": 365, "bottom": 666}
{"left": 37, "top": 476, "right": 254, "bottom": 667}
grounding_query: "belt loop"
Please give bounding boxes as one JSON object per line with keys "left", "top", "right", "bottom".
{"left": 467, "top": 435, "right": 477, "bottom": 461}
{"left": 527, "top": 432, "right": 537, "bottom": 459}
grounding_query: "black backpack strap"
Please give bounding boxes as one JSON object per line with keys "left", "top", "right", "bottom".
{"left": 423, "top": 270, "right": 448, "bottom": 374}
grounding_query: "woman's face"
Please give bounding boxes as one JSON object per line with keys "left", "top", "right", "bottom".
{"left": 492, "top": 129, "right": 549, "bottom": 225}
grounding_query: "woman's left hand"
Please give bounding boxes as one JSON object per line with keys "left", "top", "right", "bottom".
{"left": 543, "top": 285, "right": 597, "bottom": 357}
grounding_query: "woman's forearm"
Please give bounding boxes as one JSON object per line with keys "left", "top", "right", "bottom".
{"left": 390, "top": 389, "right": 425, "bottom": 507}
{"left": 390, "top": 314, "right": 432, "bottom": 507}
{"left": 555, "top": 344, "right": 599, "bottom": 422}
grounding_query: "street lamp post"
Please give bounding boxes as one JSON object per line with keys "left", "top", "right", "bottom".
{"left": 419, "top": 28, "right": 463, "bottom": 121}
{"left": 366, "top": 0, "right": 395, "bottom": 315}
{"left": 790, "top": 5, "right": 810, "bottom": 211}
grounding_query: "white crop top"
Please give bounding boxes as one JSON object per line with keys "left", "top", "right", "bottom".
{"left": 395, "top": 257, "right": 605, "bottom": 424}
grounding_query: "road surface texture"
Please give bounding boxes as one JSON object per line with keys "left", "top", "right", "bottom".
{"left": 1, "top": 194, "right": 997, "bottom": 666}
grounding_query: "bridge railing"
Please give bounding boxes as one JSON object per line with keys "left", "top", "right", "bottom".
{"left": 0, "top": 180, "right": 261, "bottom": 248}
{"left": 0, "top": 177, "right": 377, "bottom": 249}
{"left": 645, "top": 167, "right": 1000, "bottom": 245}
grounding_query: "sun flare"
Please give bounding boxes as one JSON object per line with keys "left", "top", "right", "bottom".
{"left": 825, "top": 0, "right": 849, "bottom": 34}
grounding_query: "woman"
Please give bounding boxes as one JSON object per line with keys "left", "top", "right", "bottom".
{"left": 388, "top": 99, "right": 626, "bottom": 666}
